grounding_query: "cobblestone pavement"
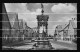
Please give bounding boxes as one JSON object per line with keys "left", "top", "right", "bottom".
{"left": 49, "top": 39, "right": 77, "bottom": 50}
{"left": 2, "top": 39, "right": 77, "bottom": 50}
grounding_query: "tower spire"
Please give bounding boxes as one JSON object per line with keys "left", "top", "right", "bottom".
{"left": 41, "top": 3, "right": 44, "bottom": 15}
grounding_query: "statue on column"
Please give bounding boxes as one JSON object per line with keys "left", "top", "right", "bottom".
{"left": 34, "top": 3, "right": 53, "bottom": 50}
{"left": 41, "top": 3, "right": 44, "bottom": 15}
{"left": 37, "top": 3, "right": 49, "bottom": 37}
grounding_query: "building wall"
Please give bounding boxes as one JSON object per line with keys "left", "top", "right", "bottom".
{"left": 19, "top": 19, "right": 23, "bottom": 32}
{"left": 20, "top": 23, "right": 34, "bottom": 39}
{"left": 67, "top": 20, "right": 76, "bottom": 41}
{"left": 32, "top": 27, "right": 38, "bottom": 37}
{"left": 2, "top": 3, "right": 11, "bottom": 45}
{"left": 7, "top": 12, "right": 17, "bottom": 28}
{"left": 68, "top": 24, "right": 74, "bottom": 36}
{"left": 7, "top": 12, "right": 20, "bottom": 42}
{"left": 54, "top": 19, "right": 77, "bottom": 41}
{"left": 10, "top": 28, "right": 16, "bottom": 41}
{"left": 12, "top": 13, "right": 20, "bottom": 41}
{"left": 54, "top": 25, "right": 63, "bottom": 40}
{"left": 59, "top": 31, "right": 63, "bottom": 40}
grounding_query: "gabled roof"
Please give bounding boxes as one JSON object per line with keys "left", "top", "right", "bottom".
{"left": 69, "top": 20, "right": 77, "bottom": 28}
{"left": 19, "top": 19, "right": 27, "bottom": 30}
{"left": 55, "top": 24, "right": 69, "bottom": 32}
{"left": 61, "top": 24, "right": 69, "bottom": 31}
{"left": 25, "top": 25, "right": 31, "bottom": 30}
{"left": 7, "top": 12, "right": 17, "bottom": 28}
{"left": 55, "top": 19, "right": 77, "bottom": 34}
{"left": 55, "top": 22, "right": 69, "bottom": 32}
{"left": 57, "top": 20, "right": 77, "bottom": 32}
{"left": 13, "top": 15, "right": 19, "bottom": 29}
{"left": 2, "top": 3, "right": 11, "bottom": 28}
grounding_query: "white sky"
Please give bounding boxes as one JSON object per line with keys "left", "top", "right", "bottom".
{"left": 4, "top": 3, "right": 77, "bottom": 36}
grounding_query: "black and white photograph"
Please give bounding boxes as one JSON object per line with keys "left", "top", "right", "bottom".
{"left": 2, "top": 3, "right": 77, "bottom": 50}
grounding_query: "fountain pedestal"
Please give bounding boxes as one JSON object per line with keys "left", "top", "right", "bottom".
{"left": 33, "top": 3, "right": 53, "bottom": 50}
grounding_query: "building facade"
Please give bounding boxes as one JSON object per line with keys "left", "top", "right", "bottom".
{"left": 12, "top": 13, "right": 20, "bottom": 41}
{"left": 7, "top": 12, "right": 19, "bottom": 42}
{"left": 2, "top": 3, "right": 11, "bottom": 45}
{"left": 54, "top": 18, "right": 77, "bottom": 41}
{"left": 32, "top": 27, "right": 38, "bottom": 38}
